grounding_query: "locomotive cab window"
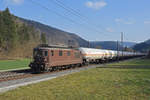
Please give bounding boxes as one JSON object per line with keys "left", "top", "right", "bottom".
{"left": 74, "top": 52, "right": 80, "bottom": 58}
{"left": 67, "top": 51, "right": 70, "bottom": 56}
{"left": 44, "top": 51, "right": 48, "bottom": 56}
{"left": 33, "top": 49, "right": 42, "bottom": 57}
{"left": 51, "top": 50, "right": 54, "bottom": 56}
{"left": 59, "top": 51, "right": 63, "bottom": 56}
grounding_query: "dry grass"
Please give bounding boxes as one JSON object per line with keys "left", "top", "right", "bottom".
{"left": 0, "top": 41, "right": 40, "bottom": 60}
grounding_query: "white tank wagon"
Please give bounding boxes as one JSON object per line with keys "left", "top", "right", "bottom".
{"left": 79, "top": 48, "right": 119, "bottom": 63}
{"left": 101, "top": 50, "right": 117, "bottom": 60}
{"left": 111, "top": 50, "right": 118, "bottom": 59}
{"left": 79, "top": 48, "right": 106, "bottom": 63}
{"left": 107, "top": 50, "right": 118, "bottom": 59}
{"left": 103, "top": 50, "right": 111, "bottom": 59}
{"left": 79, "top": 47, "right": 145, "bottom": 64}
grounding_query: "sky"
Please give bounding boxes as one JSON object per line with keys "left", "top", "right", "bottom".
{"left": 0, "top": 0, "right": 150, "bottom": 43}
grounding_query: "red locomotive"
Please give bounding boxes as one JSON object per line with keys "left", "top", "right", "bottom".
{"left": 29, "top": 44, "right": 145, "bottom": 73}
{"left": 29, "top": 44, "right": 83, "bottom": 72}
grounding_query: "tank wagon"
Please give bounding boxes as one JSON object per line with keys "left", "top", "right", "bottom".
{"left": 80, "top": 47, "right": 145, "bottom": 63}
{"left": 29, "top": 45, "right": 145, "bottom": 73}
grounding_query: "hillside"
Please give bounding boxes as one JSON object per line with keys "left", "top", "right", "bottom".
{"left": 90, "top": 41, "right": 136, "bottom": 50}
{"left": 20, "top": 18, "right": 89, "bottom": 47}
{"left": 133, "top": 39, "right": 150, "bottom": 52}
{"left": 123, "top": 42, "right": 136, "bottom": 47}
{"left": 0, "top": 8, "right": 44, "bottom": 58}
{"left": 0, "top": 8, "right": 138, "bottom": 59}
{"left": 145, "top": 39, "right": 150, "bottom": 44}
{"left": 20, "top": 18, "right": 136, "bottom": 49}
{"left": 0, "top": 8, "right": 89, "bottom": 59}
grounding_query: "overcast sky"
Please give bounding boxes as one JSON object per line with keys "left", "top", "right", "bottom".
{"left": 0, "top": 0, "right": 150, "bottom": 43}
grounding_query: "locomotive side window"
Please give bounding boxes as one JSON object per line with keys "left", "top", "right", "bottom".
{"left": 67, "top": 51, "right": 70, "bottom": 56}
{"left": 51, "top": 50, "right": 54, "bottom": 56}
{"left": 75, "top": 52, "right": 80, "bottom": 58}
{"left": 44, "top": 51, "right": 48, "bottom": 56}
{"left": 59, "top": 51, "right": 63, "bottom": 56}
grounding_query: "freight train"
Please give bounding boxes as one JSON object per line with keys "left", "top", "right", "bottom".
{"left": 29, "top": 44, "right": 145, "bottom": 72}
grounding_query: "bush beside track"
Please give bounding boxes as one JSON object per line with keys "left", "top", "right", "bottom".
{"left": 0, "top": 58, "right": 150, "bottom": 100}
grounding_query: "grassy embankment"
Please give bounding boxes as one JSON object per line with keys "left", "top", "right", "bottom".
{"left": 0, "top": 59, "right": 30, "bottom": 70}
{"left": 109, "top": 58, "right": 150, "bottom": 66}
{"left": 0, "top": 58, "right": 150, "bottom": 100}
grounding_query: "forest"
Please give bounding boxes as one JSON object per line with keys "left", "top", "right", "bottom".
{"left": 0, "top": 8, "right": 46, "bottom": 59}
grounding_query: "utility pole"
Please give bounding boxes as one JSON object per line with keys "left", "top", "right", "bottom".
{"left": 88, "top": 41, "right": 90, "bottom": 48}
{"left": 121, "top": 32, "right": 124, "bottom": 58}
{"left": 117, "top": 40, "right": 119, "bottom": 62}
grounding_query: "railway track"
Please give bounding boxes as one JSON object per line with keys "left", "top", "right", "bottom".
{"left": 0, "top": 69, "right": 33, "bottom": 82}
{"left": 0, "top": 65, "right": 88, "bottom": 82}
{"left": 0, "top": 57, "right": 144, "bottom": 83}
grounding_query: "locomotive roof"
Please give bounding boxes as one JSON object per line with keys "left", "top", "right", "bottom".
{"left": 37, "top": 47, "right": 78, "bottom": 50}
{"left": 35, "top": 45, "right": 78, "bottom": 50}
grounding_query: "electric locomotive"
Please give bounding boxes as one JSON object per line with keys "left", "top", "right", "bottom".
{"left": 29, "top": 44, "right": 82, "bottom": 72}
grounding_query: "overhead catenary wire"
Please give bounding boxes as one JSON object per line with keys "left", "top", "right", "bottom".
{"left": 54, "top": 0, "right": 106, "bottom": 30}
{"left": 49, "top": 0, "right": 112, "bottom": 37}
{"left": 29, "top": 0, "right": 82, "bottom": 27}
{"left": 29, "top": 0, "right": 96, "bottom": 35}
{"left": 29, "top": 0, "right": 112, "bottom": 38}
{"left": 51, "top": 0, "right": 133, "bottom": 43}
{"left": 50, "top": 0, "right": 110, "bottom": 35}
{"left": 50, "top": 0, "right": 112, "bottom": 36}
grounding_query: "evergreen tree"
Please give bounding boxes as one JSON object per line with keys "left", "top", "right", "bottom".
{"left": 2, "top": 8, "right": 18, "bottom": 49}
{"left": 0, "top": 8, "right": 42, "bottom": 57}
{"left": 41, "top": 32, "right": 47, "bottom": 44}
{"left": 0, "top": 12, "right": 3, "bottom": 47}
